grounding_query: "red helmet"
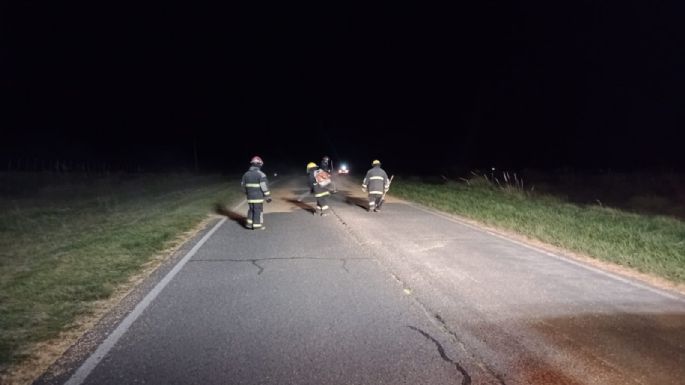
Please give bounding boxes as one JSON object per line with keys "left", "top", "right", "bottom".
{"left": 250, "top": 156, "right": 263, "bottom": 166}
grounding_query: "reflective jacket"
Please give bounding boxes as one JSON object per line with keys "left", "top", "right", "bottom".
{"left": 241, "top": 166, "right": 271, "bottom": 203}
{"left": 362, "top": 165, "right": 390, "bottom": 195}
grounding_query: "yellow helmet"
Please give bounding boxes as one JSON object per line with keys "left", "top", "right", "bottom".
{"left": 372, "top": 159, "right": 381, "bottom": 166}
{"left": 306, "top": 162, "right": 317, "bottom": 171}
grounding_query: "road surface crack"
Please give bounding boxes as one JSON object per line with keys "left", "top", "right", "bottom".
{"left": 408, "top": 326, "right": 472, "bottom": 385}
{"left": 191, "top": 257, "right": 371, "bottom": 275}
{"left": 433, "top": 313, "right": 507, "bottom": 385}
{"left": 328, "top": 191, "right": 506, "bottom": 384}
{"left": 250, "top": 259, "right": 264, "bottom": 275}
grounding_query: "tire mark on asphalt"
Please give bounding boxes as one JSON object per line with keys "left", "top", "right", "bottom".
{"left": 408, "top": 326, "right": 472, "bottom": 385}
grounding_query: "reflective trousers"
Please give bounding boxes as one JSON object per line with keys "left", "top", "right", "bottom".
{"left": 246, "top": 202, "right": 264, "bottom": 229}
{"left": 368, "top": 193, "right": 383, "bottom": 211}
{"left": 314, "top": 191, "right": 330, "bottom": 214}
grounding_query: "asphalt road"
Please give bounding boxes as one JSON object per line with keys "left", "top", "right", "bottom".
{"left": 57, "top": 175, "right": 685, "bottom": 385}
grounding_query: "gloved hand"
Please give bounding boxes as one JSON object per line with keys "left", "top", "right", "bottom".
{"left": 361, "top": 187, "right": 367, "bottom": 193}
{"left": 266, "top": 197, "right": 272, "bottom": 203}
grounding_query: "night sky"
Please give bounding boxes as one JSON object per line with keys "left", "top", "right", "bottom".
{"left": 2, "top": 1, "right": 684, "bottom": 174}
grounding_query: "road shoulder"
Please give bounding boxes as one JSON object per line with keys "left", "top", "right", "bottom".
{"left": 402, "top": 199, "right": 685, "bottom": 299}
{"left": 30, "top": 215, "right": 225, "bottom": 385}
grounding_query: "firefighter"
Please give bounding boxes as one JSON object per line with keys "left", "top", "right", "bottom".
{"left": 320, "top": 155, "right": 337, "bottom": 193}
{"left": 241, "top": 156, "right": 272, "bottom": 230}
{"left": 307, "top": 162, "right": 330, "bottom": 216}
{"left": 361, "top": 159, "right": 390, "bottom": 212}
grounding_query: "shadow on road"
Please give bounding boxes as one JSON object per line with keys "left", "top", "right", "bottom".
{"left": 283, "top": 198, "right": 316, "bottom": 214}
{"left": 214, "top": 203, "right": 247, "bottom": 228}
{"left": 340, "top": 192, "right": 369, "bottom": 211}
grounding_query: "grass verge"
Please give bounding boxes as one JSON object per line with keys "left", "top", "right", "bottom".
{"left": 391, "top": 177, "right": 685, "bottom": 284}
{"left": 0, "top": 173, "right": 240, "bottom": 373}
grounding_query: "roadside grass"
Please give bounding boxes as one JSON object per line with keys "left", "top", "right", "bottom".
{"left": 391, "top": 177, "right": 685, "bottom": 284}
{"left": 0, "top": 173, "right": 240, "bottom": 370}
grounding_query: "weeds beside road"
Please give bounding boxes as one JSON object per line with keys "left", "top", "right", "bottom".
{"left": 392, "top": 176, "right": 685, "bottom": 285}
{"left": 0, "top": 173, "right": 240, "bottom": 371}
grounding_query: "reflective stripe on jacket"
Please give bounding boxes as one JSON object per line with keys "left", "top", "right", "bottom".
{"left": 241, "top": 166, "right": 270, "bottom": 202}
{"left": 362, "top": 166, "right": 389, "bottom": 195}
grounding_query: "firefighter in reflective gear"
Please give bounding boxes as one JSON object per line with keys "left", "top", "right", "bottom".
{"left": 307, "top": 162, "right": 330, "bottom": 216}
{"left": 362, "top": 159, "right": 390, "bottom": 212}
{"left": 241, "top": 156, "right": 272, "bottom": 230}
{"left": 320, "top": 155, "right": 337, "bottom": 193}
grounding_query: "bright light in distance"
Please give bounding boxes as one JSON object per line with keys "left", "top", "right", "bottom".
{"left": 337, "top": 163, "right": 350, "bottom": 174}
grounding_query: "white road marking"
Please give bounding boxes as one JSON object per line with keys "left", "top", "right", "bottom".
{"left": 64, "top": 209, "right": 234, "bottom": 385}
{"left": 65, "top": 178, "right": 294, "bottom": 384}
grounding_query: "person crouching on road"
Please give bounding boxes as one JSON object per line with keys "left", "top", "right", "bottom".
{"left": 362, "top": 159, "right": 390, "bottom": 212}
{"left": 241, "top": 156, "right": 272, "bottom": 230}
{"left": 307, "top": 162, "right": 330, "bottom": 216}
